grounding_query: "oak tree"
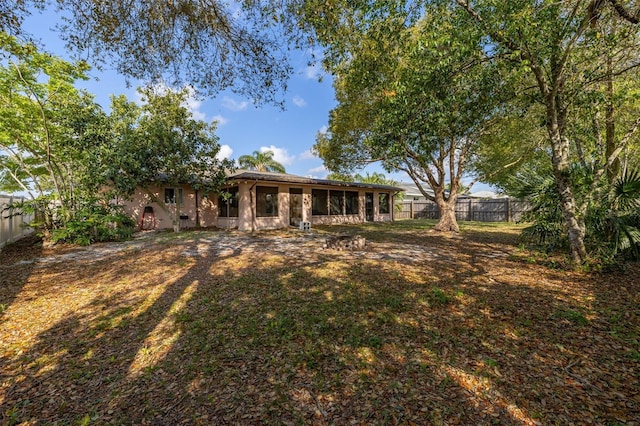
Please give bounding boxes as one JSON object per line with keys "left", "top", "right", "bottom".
{"left": 313, "top": 5, "right": 510, "bottom": 232}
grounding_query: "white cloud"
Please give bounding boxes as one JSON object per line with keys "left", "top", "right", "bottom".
{"left": 307, "top": 165, "right": 327, "bottom": 175}
{"left": 221, "top": 96, "right": 249, "bottom": 111}
{"left": 299, "top": 48, "right": 326, "bottom": 80}
{"left": 132, "top": 89, "right": 144, "bottom": 105}
{"left": 216, "top": 144, "right": 233, "bottom": 160}
{"left": 318, "top": 125, "right": 329, "bottom": 134}
{"left": 299, "top": 149, "right": 316, "bottom": 160}
{"left": 212, "top": 114, "right": 229, "bottom": 126}
{"left": 259, "top": 145, "right": 296, "bottom": 166}
{"left": 182, "top": 86, "right": 206, "bottom": 121}
{"left": 292, "top": 96, "right": 307, "bottom": 107}
{"left": 303, "top": 63, "right": 323, "bottom": 80}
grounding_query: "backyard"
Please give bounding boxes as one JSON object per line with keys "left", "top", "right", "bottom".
{"left": 0, "top": 220, "right": 638, "bottom": 425}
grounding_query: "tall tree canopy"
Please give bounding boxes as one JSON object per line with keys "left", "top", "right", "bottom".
{"left": 1, "top": 36, "right": 232, "bottom": 236}
{"left": 451, "top": 0, "right": 640, "bottom": 263}
{"left": 313, "top": 4, "right": 512, "bottom": 232}
{"left": 0, "top": 32, "right": 102, "bottom": 227}
{"left": 302, "top": 0, "right": 640, "bottom": 262}
{"left": 3, "top": 0, "right": 301, "bottom": 104}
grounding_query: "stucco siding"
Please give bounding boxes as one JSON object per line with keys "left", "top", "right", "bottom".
{"left": 236, "top": 183, "right": 252, "bottom": 231}
{"left": 311, "top": 215, "right": 362, "bottom": 226}
{"left": 122, "top": 184, "right": 216, "bottom": 230}
{"left": 199, "top": 196, "right": 217, "bottom": 227}
{"left": 120, "top": 179, "right": 396, "bottom": 231}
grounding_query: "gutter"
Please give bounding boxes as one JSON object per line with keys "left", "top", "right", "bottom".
{"left": 195, "top": 189, "right": 200, "bottom": 227}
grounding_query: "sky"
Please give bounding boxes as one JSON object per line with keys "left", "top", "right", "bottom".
{"left": 23, "top": 9, "right": 340, "bottom": 179}
{"left": 20, "top": 7, "right": 493, "bottom": 192}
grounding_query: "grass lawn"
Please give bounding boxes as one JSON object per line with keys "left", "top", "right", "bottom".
{"left": 1, "top": 220, "right": 638, "bottom": 425}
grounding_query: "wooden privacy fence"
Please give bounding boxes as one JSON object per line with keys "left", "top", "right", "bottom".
{"left": 1, "top": 195, "right": 34, "bottom": 248}
{"left": 397, "top": 198, "right": 530, "bottom": 223}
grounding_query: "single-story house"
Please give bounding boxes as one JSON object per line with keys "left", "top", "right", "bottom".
{"left": 120, "top": 170, "right": 403, "bottom": 231}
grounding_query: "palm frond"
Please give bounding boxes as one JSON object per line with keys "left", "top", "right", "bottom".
{"left": 614, "top": 169, "right": 640, "bottom": 210}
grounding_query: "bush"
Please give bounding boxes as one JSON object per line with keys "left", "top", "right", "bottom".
{"left": 511, "top": 166, "right": 640, "bottom": 264}
{"left": 50, "top": 205, "right": 135, "bottom": 245}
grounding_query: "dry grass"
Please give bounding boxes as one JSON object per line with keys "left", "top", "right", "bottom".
{"left": 1, "top": 220, "right": 638, "bottom": 425}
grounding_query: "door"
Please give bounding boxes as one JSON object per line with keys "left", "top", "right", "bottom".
{"left": 365, "top": 192, "right": 374, "bottom": 222}
{"left": 289, "top": 188, "right": 303, "bottom": 226}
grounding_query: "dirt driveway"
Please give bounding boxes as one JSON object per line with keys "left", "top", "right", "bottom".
{"left": 1, "top": 224, "right": 510, "bottom": 270}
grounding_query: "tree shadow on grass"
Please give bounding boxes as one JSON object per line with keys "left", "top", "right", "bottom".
{"left": 1, "top": 230, "right": 638, "bottom": 424}
{"left": 0, "top": 235, "right": 43, "bottom": 321}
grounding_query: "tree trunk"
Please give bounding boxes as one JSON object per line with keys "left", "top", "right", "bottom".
{"left": 548, "top": 120, "right": 588, "bottom": 264}
{"left": 553, "top": 167, "right": 587, "bottom": 263}
{"left": 433, "top": 195, "right": 460, "bottom": 233}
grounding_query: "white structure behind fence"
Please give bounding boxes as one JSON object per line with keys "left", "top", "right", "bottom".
{"left": 1, "top": 195, "right": 34, "bottom": 248}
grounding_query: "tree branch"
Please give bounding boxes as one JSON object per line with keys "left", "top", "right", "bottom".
{"left": 580, "top": 114, "right": 640, "bottom": 211}
{"left": 0, "top": 143, "right": 46, "bottom": 196}
{"left": 10, "top": 58, "right": 68, "bottom": 205}
{"left": 4, "top": 164, "right": 36, "bottom": 200}
{"left": 607, "top": 0, "right": 640, "bottom": 23}
{"left": 467, "top": 152, "right": 529, "bottom": 190}
{"left": 398, "top": 164, "right": 437, "bottom": 202}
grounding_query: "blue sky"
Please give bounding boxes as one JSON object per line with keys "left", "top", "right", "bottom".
{"left": 22, "top": 10, "right": 345, "bottom": 180}
{"left": 21, "top": 8, "right": 493, "bottom": 192}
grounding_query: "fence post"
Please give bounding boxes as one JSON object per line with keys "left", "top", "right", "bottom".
{"left": 0, "top": 197, "right": 4, "bottom": 246}
{"left": 410, "top": 200, "right": 414, "bottom": 219}
{"left": 9, "top": 195, "right": 14, "bottom": 243}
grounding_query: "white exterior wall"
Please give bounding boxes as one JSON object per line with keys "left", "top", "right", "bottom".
{"left": 0, "top": 195, "right": 34, "bottom": 247}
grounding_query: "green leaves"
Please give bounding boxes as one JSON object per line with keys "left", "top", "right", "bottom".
{"left": 100, "top": 86, "right": 233, "bottom": 199}
{"left": 0, "top": 33, "right": 96, "bottom": 216}
{"left": 1, "top": 37, "right": 231, "bottom": 239}
{"left": 238, "top": 150, "right": 286, "bottom": 173}
{"left": 312, "top": 2, "right": 503, "bottom": 184}
{"left": 614, "top": 169, "right": 640, "bottom": 209}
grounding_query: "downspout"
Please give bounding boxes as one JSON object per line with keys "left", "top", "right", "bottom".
{"left": 195, "top": 189, "right": 200, "bottom": 227}
{"left": 249, "top": 180, "right": 258, "bottom": 232}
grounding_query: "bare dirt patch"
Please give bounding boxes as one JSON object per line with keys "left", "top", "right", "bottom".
{"left": 1, "top": 221, "right": 638, "bottom": 425}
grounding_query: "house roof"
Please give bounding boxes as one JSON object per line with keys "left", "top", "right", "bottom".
{"left": 227, "top": 170, "right": 403, "bottom": 192}
{"left": 395, "top": 182, "right": 435, "bottom": 198}
{"left": 466, "top": 190, "right": 506, "bottom": 199}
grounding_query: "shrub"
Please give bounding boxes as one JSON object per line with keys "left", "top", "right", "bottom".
{"left": 50, "top": 204, "right": 135, "bottom": 245}
{"left": 512, "top": 166, "right": 640, "bottom": 263}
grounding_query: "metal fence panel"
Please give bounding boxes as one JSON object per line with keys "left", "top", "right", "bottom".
{"left": 0, "top": 195, "right": 34, "bottom": 248}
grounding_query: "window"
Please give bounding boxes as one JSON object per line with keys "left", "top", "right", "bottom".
{"left": 314, "top": 189, "right": 359, "bottom": 216}
{"left": 330, "top": 190, "right": 344, "bottom": 215}
{"left": 345, "top": 191, "right": 359, "bottom": 215}
{"left": 256, "top": 186, "right": 278, "bottom": 217}
{"left": 218, "top": 187, "right": 239, "bottom": 217}
{"left": 312, "top": 189, "right": 328, "bottom": 215}
{"left": 379, "top": 193, "right": 390, "bottom": 214}
{"left": 164, "top": 188, "right": 184, "bottom": 204}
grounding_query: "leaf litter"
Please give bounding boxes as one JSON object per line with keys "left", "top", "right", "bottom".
{"left": 0, "top": 221, "right": 638, "bottom": 425}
